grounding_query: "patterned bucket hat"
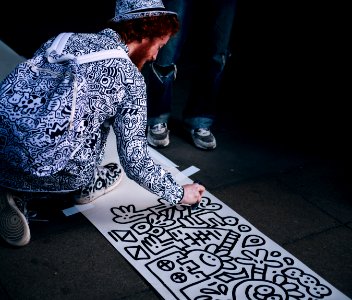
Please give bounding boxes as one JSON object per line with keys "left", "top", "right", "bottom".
{"left": 112, "top": 0, "right": 177, "bottom": 22}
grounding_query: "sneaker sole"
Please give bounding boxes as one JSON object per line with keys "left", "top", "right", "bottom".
{"left": 192, "top": 137, "right": 217, "bottom": 150}
{"left": 75, "top": 170, "right": 124, "bottom": 205}
{"left": 147, "top": 134, "right": 170, "bottom": 148}
{"left": 0, "top": 193, "right": 30, "bottom": 247}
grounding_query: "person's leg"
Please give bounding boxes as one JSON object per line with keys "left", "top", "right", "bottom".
{"left": 75, "top": 121, "right": 123, "bottom": 204}
{"left": 1, "top": 122, "right": 123, "bottom": 203}
{"left": 183, "top": 0, "right": 237, "bottom": 149}
{"left": 0, "top": 122, "right": 123, "bottom": 246}
{"left": 144, "top": 0, "right": 191, "bottom": 147}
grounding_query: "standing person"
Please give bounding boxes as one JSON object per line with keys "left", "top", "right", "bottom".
{"left": 0, "top": 0, "right": 205, "bottom": 247}
{"left": 144, "top": 0, "right": 237, "bottom": 150}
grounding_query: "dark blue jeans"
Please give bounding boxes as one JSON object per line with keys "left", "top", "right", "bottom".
{"left": 144, "top": 0, "right": 237, "bottom": 130}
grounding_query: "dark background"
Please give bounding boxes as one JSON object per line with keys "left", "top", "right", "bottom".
{"left": 0, "top": 0, "right": 349, "bottom": 161}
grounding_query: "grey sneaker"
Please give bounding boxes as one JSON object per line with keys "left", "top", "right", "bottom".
{"left": 0, "top": 192, "right": 31, "bottom": 247}
{"left": 147, "top": 123, "right": 170, "bottom": 148}
{"left": 75, "top": 163, "right": 123, "bottom": 205}
{"left": 191, "top": 128, "right": 217, "bottom": 150}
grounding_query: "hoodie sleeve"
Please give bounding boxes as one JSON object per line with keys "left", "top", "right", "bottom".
{"left": 112, "top": 66, "right": 184, "bottom": 205}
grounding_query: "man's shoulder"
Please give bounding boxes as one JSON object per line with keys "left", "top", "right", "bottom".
{"left": 63, "top": 29, "right": 126, "bottom": 56}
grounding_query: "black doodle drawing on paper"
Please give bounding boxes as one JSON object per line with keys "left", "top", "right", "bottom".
{"left": 107, "top": 196, "right": 334, "bottom": 300}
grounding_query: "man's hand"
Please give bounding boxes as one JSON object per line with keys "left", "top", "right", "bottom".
{"left": 179, "top": 182, "right": 205, "bottom": 205}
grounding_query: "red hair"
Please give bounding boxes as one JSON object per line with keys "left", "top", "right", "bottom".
{"left": 107, "top": 14, "right": 179, "bottom": 43}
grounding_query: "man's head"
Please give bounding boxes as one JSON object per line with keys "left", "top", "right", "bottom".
{"left": 108, "top": 0, "right": 179, "bottom": 69}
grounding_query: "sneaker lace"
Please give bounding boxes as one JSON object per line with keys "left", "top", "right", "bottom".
{"left": 195, "top": 128, "right": 211, "bottom": 136}
{"left": 12, "top": 192, "right": 49, "bottom": 222}
{"left": 151, "top": 123, "right": 167, "bottom": 134}
{"left": 13, "top": 195, "right": 30, "bottom": 222}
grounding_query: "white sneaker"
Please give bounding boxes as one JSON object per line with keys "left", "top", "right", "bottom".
{"left": 0, "top": 192, "right": 31, "bottom": 247}
{"left": 191, "top": 128, "right": 217, "bottom": 150}
{"left": 75, "top": 163, "right": 123, "bottom": 204}
{"left": 147, "top": 123, "right": 170, "bottom": 148}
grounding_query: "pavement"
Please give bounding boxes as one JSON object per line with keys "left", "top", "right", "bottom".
{"left": 0, "top": 2, "right": 351, "bottom": 299}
